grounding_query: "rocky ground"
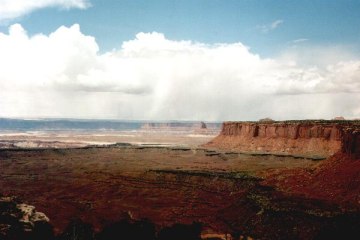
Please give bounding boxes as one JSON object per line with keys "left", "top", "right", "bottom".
{"left": 0, "top": 144, "right": 359, "bottom": 239}
{"left": 0, "top": 195, "right": 52, "bottom": 240}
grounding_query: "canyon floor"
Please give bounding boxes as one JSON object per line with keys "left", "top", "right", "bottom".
{"left": 0, "top": 130, "right": 359, "bottom": 239}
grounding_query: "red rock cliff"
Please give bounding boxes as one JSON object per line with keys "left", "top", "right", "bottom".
{"left": 205, "top": 121, "right": 360, "bottom": 158}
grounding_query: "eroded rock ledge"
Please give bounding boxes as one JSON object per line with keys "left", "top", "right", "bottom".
{"left": 205, "top": 120, "right": 360, "bottom": 158}
{"left": 0, "top": 196, "right": 52, "bottom": 239}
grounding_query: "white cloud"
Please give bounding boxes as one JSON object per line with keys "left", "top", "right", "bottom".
{"left": 0, "top": 24, "right": 359, "bottom": 120}
{"left": 258, "top": 19, "right": 284, "bottom": 33}
{"left": 271, "top": 20, "right": 283, "bottom": 29}
{"left": 292, "top": 38, "right": 309, "bottom": 44}
{"left": 0, "top": 0, "right": 90, "bottom": 23}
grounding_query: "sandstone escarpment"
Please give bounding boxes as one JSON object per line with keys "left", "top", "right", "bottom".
{"left": 205, "top": 120, "right": 360, "bottom": 158}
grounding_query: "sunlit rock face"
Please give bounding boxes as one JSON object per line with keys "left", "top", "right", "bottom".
{"left": 205, "top": 120, "right": 360, "bottom": 158}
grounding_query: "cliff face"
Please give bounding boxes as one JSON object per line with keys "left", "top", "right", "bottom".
{"left": 205, "top": 121, "right": 360, "bottom": 158}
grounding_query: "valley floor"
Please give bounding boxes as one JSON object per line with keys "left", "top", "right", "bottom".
{"left": 0, "top": 131, "right": 359, "bottom": 239}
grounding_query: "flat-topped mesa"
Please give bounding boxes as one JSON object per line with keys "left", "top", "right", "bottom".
{"left": 205, "top": 120, "right": 360, "bottom": 158}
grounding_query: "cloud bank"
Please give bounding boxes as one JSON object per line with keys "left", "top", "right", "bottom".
{"left": 0, "top": 0, "right": 90, "bottom": 22}
{"left": 0, "top": 24, "right": 359, "bottom": 120}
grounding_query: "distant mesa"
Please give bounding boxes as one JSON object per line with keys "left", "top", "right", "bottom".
{"left": 140, "top": 121, "right": 220, "bottom": 135}
{"left": 259, "top": 117, "right": 274, "bottom": 122}
{"left": 333, "top": 116, "right": 345, "bottom": 120}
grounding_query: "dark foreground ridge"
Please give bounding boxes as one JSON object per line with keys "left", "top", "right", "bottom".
{"left": 2, "top": 166, "right": 360, "bottom": 240}
{"left": 0, "top": 195, "right": 203, "bottom": 240}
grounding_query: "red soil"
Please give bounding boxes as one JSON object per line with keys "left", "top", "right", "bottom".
{"left": 262, "top": 153, "right": 360, "bottom": 208}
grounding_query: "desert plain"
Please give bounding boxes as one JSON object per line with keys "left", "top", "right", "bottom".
{"left": 0, "top": 120, "right": 359, "bottom": 240}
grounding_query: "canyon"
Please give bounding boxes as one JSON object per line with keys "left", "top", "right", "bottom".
{"left": 0, "top": 120, "right": 359, "bottom": 239}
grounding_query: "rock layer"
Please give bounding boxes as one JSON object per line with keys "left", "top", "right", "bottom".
{"left": 205, "top": 120, "right": 360, "bottom": 158}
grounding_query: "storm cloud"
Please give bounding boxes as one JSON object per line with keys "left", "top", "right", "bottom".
{"left": 0, "top": 24, "right": 359, "bottom": 120}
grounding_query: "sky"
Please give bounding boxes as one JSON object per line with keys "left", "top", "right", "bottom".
{"left": 0, "top": 0, "right": 359, "bottom": 121}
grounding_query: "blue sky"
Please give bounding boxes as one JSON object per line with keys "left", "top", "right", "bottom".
{"left": 0, "top": 0, "right": 359, "bottom": 120}
{"left": 2, "top": 0, "right": 360, "bottom": 56}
